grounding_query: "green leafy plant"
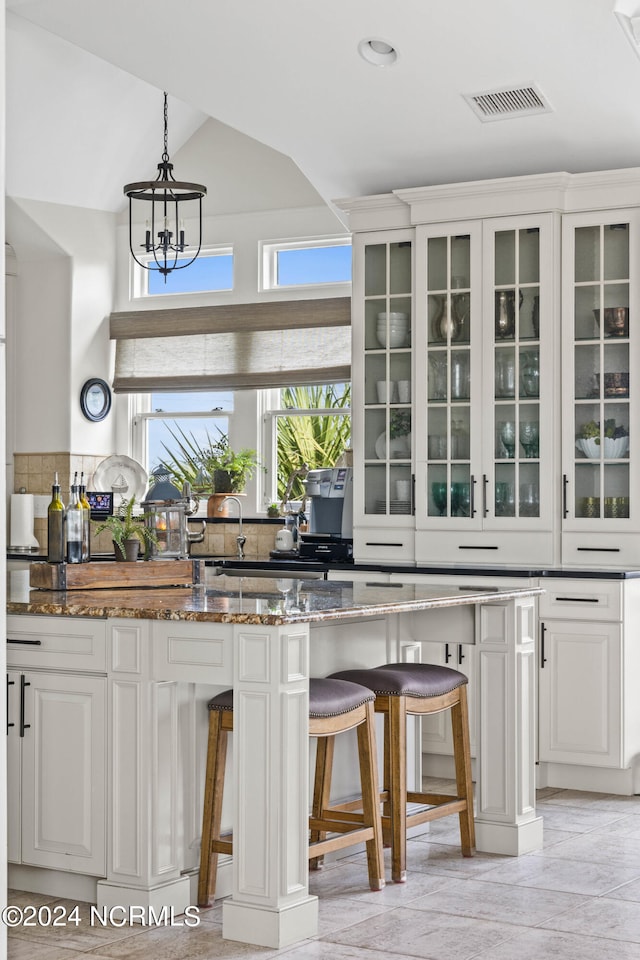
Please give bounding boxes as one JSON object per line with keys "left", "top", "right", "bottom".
{"left": 158, "top": 425, "right": 260, "bottom": 494}
{"left": 267, "top": 503, "right": 281, "bottom": 518}
{"left": 276, "top": 385, "right": 351, "bottom": 500}
{"left": 390, "top": 409, "right": 411, "bottom": 439}
{"left": 93, "top": 496, "right": 157, "bottom": 555}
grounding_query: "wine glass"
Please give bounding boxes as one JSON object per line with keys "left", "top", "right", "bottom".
{"left": 498, "top": 421, "right": 516, "bottom": 458}
{"left": 456, "top": 482, "right": 471, "bottom": 517}
{"left": 431, "top": 482, "right": 447, "bottom": 516}
{"left": 495, "top": 481, "right": 515, "bottom": 517}
{"left": 519, "top": 421, "right": 539, "bottom": 459}
{"left": 450, "top": 483, "right": 461, "bottom": 517}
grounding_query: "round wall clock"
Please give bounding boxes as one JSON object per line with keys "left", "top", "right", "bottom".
{"left": 80, "top": 378, "right": 112, "bottom": 422}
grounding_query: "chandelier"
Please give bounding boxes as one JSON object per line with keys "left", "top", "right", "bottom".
{"left": 124, "top": 92, "right": 207, "bottom": 280}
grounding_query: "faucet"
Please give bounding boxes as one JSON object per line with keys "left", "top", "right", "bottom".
{"left": 219, "top": 496, "right": 246, "bottom": 560}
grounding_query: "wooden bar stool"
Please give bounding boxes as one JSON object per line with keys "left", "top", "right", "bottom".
{"left": 329, "top": 662, "right": 475, "bottom": 883}
{"left": 197, "top": 677, "right": 385, "bottom": 907}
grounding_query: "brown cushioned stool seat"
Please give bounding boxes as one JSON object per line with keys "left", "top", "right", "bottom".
{"left": 198, "top": 677, "right": 385, "bottom": 907}
{"left": 329, "top": 662, "right": 475, "bottom": 883}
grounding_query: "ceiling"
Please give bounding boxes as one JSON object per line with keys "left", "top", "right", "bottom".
{"left": 6, "top": 0, "right": 640, "bottom": 216}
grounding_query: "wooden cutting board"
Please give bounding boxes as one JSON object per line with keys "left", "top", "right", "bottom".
{"left": 29, "top": 559, "right": 203, "bottom": 590}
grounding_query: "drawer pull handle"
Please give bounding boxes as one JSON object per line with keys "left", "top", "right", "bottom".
{"left": 7, "top": 676, "right": 15, "bottom": 733}
{"left": 445, "top": 643, "right": 453, "bottom": 663}
{"left": 555, "top": 597, "right": 599, "bottom": 603}
{"left": 458, "top": 545, "right": 499, "bottom": 550}
{"left": 7, "top": 639, "right": 42, "bottom": 645}
{"left": 20, "top": 675, "right": 30, "bottom": 738}
{"left": 540, "top": 622, "right": 547, "bottom": 668}
{"left": 365, "top": 542, "right": 403, "bottom": 547}
{"left": 577, "top": 547, "right": 620, "bottom": 553}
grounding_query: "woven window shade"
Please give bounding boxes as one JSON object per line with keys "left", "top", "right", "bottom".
{"left": 111, "top": 297, "right": 351, "bottom": 393}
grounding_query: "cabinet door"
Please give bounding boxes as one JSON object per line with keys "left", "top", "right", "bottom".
{"left": 352, "top": 229, "right": 414, "bottom": 528}
{"left": 538, "top": 619, "right": 621, "bottom": 767}
{"left": 415, "top": 221, "right": 482, "bottom": 529}
{"left": 415, "top": 215, "right": 556, "bottom": 565}
{"left": 20, "top": 672, "right": 106, "bottom": 875}
{"left": 421, "top": 641, "right": 477, "bottom": 759}
{"left": 7, "top": 670, "right": 21, "bottom": 864}
{"left": 561, "top": 210, "right": 640, "bottom": 566}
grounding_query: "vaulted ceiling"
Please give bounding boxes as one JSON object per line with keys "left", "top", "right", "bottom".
{"left": 6, "top": 0, "right": 640, "bottom": 215}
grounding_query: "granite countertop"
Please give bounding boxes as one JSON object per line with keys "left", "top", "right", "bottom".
{"left": 7, "top": 574, "right": 543, "bottom": 626}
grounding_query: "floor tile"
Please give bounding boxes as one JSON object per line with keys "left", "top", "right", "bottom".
{"left": 325, "top": 906, "right": 521, "bottom": 960}
{"left": 539, "top": 895, "right": 640, "bottom": 944}
{"left": 406, "top": 877, "right": 589, "bottom": 926}
{"left": 469, "top": 926, "right": 640, "bottom": 960}
{"left": 478, "top": 853, "right": 640, "bottom": 896}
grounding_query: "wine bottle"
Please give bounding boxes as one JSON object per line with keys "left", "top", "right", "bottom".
{"left": 47, "top": 472, "right": 66, "bottom": 564}
{"left": 66, "top": 475, "right": 83, "bottom": 564}
{"left": 79, "top": 472, "right": 91, "bottom": 562}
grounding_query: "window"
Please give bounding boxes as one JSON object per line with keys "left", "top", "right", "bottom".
{"left": 131, "top": 247, "right": 234, "bottom": 299}
{"left": 135, "top": 391, "right": 233, "bottom": 482}
{"left": 268, "top": 384, "right": 351, "bottom": 501}
{"left": 261, "top": 237, "right": 351, "bottom": 291}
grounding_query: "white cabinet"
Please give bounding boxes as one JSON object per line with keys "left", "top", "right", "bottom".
{"left": 7, "top": 616, "right": 107, "bottom": 876}
{"left": 561, "top": 209, "right": 640, "bottom": 567}
{"left": 538, "top": 618, "right": 620, "bottom": 767}
{"left": 537, "top": 578, "right": 640, "bottom": 790}
{"left": 352, "top": 229, "right": 415, "bottom": 561}
{"left": 415, "top": 214, "right": 557, "bottom": 566}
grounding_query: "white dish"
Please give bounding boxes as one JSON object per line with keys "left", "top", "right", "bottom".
{"left": 374, "top": 433, "right": 410, "bottom": 459}
{"left": 377, "top": 311, "right": 408, "bottom": 324}
{"left": 93, "top": 454, "right": 149, "bottom": 505}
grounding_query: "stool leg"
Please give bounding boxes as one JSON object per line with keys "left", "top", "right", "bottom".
{"left": 451, "top": 685, "right": 475, "bottom": 856}
{"left": 310, "top": 734, "right": 335, "bottom": 870}
{"left": 356, "top": 700, "right": 385, "bottom": 891}
{"left": 198, "top": 711, "right": 228, "bottom": 907}
{"left": 388, "top": 695, "right": 407, "bottom": 883}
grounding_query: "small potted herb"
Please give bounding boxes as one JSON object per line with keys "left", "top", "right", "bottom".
{"left": 93, "top": 496, "right": 158, "bottom": 561}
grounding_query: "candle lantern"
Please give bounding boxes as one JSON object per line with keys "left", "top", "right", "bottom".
{"left": 142, "top": 472, "right": 204, "bottom": 559}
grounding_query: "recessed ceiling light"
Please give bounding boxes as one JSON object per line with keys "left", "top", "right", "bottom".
{"left": 358, "top": 38, "right": 398, "bottom": 67}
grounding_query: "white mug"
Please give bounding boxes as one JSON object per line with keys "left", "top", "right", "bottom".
{"left": 397, "top": 380, "right": 411, "bottom": 403}
{"left": 376, "top": 380, "right": 394, "bottom": 403}
{"left": 395, "top": 479, "right": 411, "bottom": 501}
{"left": 275, "top": 528, "right": 294, "bottom": 551}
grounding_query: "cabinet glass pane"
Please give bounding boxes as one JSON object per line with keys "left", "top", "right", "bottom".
{"left": 520, "top": 228, "right": 540, "bottom": 285}
{"left": 450, "top": 236, "right": 471, "bottom": 288}
{"left": 603, "top": 223, "right": 629, "bottom": 282}
{"left": 575, "top": 226, "right": 600, "bottom": 282}
{"left": 389, "top": 242, "right": 412, "bottom": 295}
{"left": 364, "top": 244, "right": 386, "bottom": 297}
{"left": 495, "top": 231, "right": 516, "bottom": 286}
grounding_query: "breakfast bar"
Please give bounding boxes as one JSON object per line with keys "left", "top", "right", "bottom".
{"left": 7, "top": 575, "right": 543, "bottom": 949}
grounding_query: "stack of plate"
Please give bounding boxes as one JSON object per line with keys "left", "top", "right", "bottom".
{"left": 375, "top": 499, "right": 411, "bottom": 515}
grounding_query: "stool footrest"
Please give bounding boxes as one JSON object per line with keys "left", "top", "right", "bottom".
{"left": 309, "top": 826, "right": 375, "bottom": 857}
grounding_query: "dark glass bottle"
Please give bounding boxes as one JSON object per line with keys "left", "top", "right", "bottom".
{"left": 66, "top": 477, "right": 83, "bottom": 564}
{"left": 79, "top": 472, "right": 91, "bottom": 562}
{"left": 47, "top": 472, "right": 65, "bottom": 564}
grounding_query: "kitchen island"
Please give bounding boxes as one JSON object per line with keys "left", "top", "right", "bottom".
{"left": 7, "top": 574, "right": 542, "bottom": 949}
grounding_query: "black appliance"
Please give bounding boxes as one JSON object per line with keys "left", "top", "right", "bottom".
{"left": 298, "top": 533, "right": 353, "bottom": 563}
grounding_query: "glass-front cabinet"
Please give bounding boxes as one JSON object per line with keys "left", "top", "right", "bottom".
{"left": 414, "top": 214, "right": 556, "bottom": 565}
{"left": 561, "top": 210, "right": 640, "bottom": 566}
{"left": 352, "top": 229, "right": 415, "bottom": 561}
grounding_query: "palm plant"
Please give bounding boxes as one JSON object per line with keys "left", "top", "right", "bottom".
{"left": 158, "top": 424, "right": 259, "bottom": 494}
{"left": 93, "top": 496, "right": 157, "bottom": 558}
{"left": 277, "top": 385, "right": 351, "bottom": 500}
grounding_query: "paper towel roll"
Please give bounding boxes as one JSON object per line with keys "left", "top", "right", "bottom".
{"left": 10, "top": 493, "right": 39, "bottom": 550}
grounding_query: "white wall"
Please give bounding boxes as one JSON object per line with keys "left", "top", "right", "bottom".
{"left": 7, "top": 199, "right": 117, "bottom": 454}
{"left": 1, "top": 4, "right": 8, "bottom": 946}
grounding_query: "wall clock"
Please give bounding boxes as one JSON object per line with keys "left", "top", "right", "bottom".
{"left": 80, "top": 378, "right": 112, "bottom": 422}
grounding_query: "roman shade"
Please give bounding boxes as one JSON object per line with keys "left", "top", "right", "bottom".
{"left": 110, "top": 297, "right": 351, "bottom": 393}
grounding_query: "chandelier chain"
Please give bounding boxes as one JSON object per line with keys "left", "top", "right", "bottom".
{"left": 162, "top": 92, "right": 169, "bottom": 163}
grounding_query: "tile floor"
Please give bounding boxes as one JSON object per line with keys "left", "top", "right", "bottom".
{"left": 9, "top": 783, "right": 640, "bottom": 959}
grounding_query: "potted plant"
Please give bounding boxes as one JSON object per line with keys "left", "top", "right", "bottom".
{"left": 158, "top": 425, "right": 260, "bottom": 516}
{"left": 93, "top": 496, "right": 157, "bottom": 561}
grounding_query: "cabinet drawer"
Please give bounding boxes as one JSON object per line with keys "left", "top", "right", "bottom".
{"left": 151, "top": 620, "right": 233, "bottom": 684}
{"left": 562, "top": 533, "right": 640, "bottom": 569}
{"left": 538, "top": 579, "right": 622, "bottom": 622}
{"left": 6, "top": 615, "right": 107, "bottom": 672}
{"left": 415, "top": 530, "right": 553, "bottom": 566}
{"left": 354, "top": 526, "right": 414, "bottom": 564}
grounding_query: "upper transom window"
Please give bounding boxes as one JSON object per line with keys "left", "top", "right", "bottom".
{"left": 132, "top": 246, "right": 234, "bottom": 298}
{"left": 261, "top": 237, "right": 352, "bottom": 290}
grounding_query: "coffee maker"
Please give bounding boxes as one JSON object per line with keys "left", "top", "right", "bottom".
{"left": 298, "top": 467, "right": 353, "bottom": 562}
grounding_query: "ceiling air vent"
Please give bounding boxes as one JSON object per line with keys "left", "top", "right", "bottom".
{"left": 464, "top": 84, "right": 552, "bottom": 122}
